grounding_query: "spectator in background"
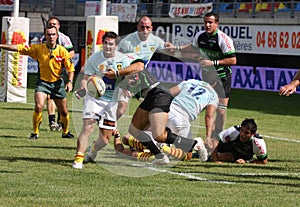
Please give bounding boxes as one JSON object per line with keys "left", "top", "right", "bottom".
{"left": 40, "top": 16, "right": 75, "bottom": 131}
{"left": 211, "top": 118, "right": 268, "bottom": 164}
{"left": 279, "top": 69, "right": 300, "bottom": 96}
{"left": 0, "top": 26, "right": 75, "bottom": 139}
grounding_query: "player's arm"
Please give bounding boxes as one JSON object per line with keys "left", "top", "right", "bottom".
{"left": 200, "top": 56, "right": 237, "bottom": 67}
{"left": 164, "top": 42, "right": 195, "bottom": 52}
{"left": 65, "top": 71, "right": 74, "bottom": 93}
{"left": 74, "top": 74, "right": 89, "bottom": 99}
{"left": 0, "top": 44, "right": 18, "bottom": 51}
{"left": 279, "top": 69, "right": 300, "bottom": 96}
{"left": 104, "top": 59, "right": 144, "bottom": 79}
{"left": 169, "top": 85, "right": 180, "bottom": 97}
{"left": 68, "top": 50, "right": 75, "bottom": 58}
{"left": 204, "top": 104, "right": 217, "bottom": 152}
{"left": 249, "top": 158, "right": 268, "bottom": 164}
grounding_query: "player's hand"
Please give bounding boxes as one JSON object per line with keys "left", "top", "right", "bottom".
{"left": 205, "top": 137, "right": 214, "bottom": 153}
{"left": 198, "top": 58, "right": 214, "bottom": 67}
{"left": 65, "top": 82, "right": 73, "bottom": 93}
{"left": 74, "top": 87, "right": 86, "bottom": 99}
{"left": 236, "top": 159, "right": 246, "bottom": 164}
{"left": 164, "top": 42, "right": 176, "bottom": 52}
{"left": 279, "top": 84, "right": 296, "bottom": 96}
{"left": 103, "top": 68, "right": 117, "bottom": 79}
{"left": 122, "top": 89, "right": 134, "bottom": 98}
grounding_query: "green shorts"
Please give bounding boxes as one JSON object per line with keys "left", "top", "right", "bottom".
{"left": 35, "top": 79, "right": 66, "bottom": 99}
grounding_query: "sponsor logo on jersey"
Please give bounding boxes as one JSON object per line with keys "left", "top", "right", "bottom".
{"left": 117, "top": 63, "right": 122, "bottom": 70}
{"left": 135, "top": 46, "right": 140, "bottom": 53}
{"left": 98, "top": 64, "right": 105, "bottom": 71}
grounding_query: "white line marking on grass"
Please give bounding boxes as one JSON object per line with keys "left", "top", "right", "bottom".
{"left": 238, "top": 172, "right": 300, "bottom": 176}
{"left": 261, "top": 134, "right": 300, "bottom": 143}
{"left": 192, "top": 172, "right": 300, "bottom": 177}
{"left": 131, "top": 163, "right": 234, "bottom": 184}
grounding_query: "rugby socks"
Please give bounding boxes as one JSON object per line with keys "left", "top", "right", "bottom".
{"left": 127, "top": 135, "right": 146, "bottom": 150}
{"left": 48, "top": 114, "right": 55, "bottom": 123}
{"left": 32, "top": 111, "right": 42, "bottom": 134}
{"left": 161, "top": 145, "right": 187, "bottom": 160}
{"left": 60, "top": 113, "right": 70, "bottom": 134}
{"left": 137, "top": 152, "right": 155, "bottom": 162}
{"left": 136, "top": 132, "right": 163, "bottom": 159}
{"left": 74, "top": 152, "right": 84, "bottom": 163}
{"left": 165, "top": 132, "right": 197, "bottom": 152}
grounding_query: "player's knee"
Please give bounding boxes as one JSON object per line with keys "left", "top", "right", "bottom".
{"left": 34, "top": 105, "right": 44, "bottom": 113}
{"left": 155, "top": 130, "right": 168, "bottom": 142}
{"left": 217, "top": 104, "right": 227, "bottom": 114}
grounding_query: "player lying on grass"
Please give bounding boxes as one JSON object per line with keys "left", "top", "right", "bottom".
{"left": 211, "top": 118, "right": 268, "bottom": 164}
{"left": 113, "top": 129, "right": 208, "bottom": 163}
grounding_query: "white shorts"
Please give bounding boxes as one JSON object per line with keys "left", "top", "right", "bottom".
{"left": 166, "top": 103, "right": 192, "bottom": 139}
{"left": 83, "top": 94, "right": 118, "bottom": 130}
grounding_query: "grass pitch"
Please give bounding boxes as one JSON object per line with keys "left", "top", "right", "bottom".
{"left": 0, "top": 86, "right": 299, "bottom": 207}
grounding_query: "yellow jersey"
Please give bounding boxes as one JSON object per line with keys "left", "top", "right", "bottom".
{"left": 18, "top": 43, "right": 75, "bottom": 82}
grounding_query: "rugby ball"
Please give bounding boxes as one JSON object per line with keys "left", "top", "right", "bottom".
{"left": 86, "top": 75, "right": 106, "bottom": 98}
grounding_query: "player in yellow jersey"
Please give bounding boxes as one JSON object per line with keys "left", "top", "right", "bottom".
{"left": 0, "top": 25, "right": 75, "bottom": 139}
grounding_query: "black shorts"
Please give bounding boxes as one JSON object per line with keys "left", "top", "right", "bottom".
{"left": 139, "top": 86, "right": 174, "bottom": 113}
{"left": 202, "top": 72, "right": 231, "bottom": 98}
{"left": 218, "top": 142, "right": 253, "bottom": 161}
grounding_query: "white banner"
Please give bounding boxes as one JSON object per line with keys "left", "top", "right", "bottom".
{"left": 169, "top": 3, "right": 213, "bottom": 18}
{"left": 111, "top": 4, "right": 137, "bottom": 23}
{"left": 0, "top": 0, "right": 14, "bottom": 11}
{"left": 172, "top": 24, "right": 300, "bottom": 56}
{"left": 85, "top": 1, "right": 111, "bottom": 17}
{"left": 0, "top": 17, "right": 29, "bottom": 103}
{"left": 85, "top": 16, "right": 118, "bottom": 61}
